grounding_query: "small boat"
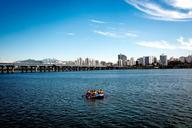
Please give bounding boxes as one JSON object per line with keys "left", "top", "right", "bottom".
{"left": 86, "top": 89, "right": 104, "bottom": 99}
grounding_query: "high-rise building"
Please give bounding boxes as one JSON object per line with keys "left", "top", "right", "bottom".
{"left": 126, "top": 60, "right": 130, "bottom": 66}
{"left": 95, "top": 60, "right": 100, "bottom": 66}
{"left": 90, "top": 59, "right": 95, "bottom": 66}
{"left": 118, "top": 59, "right": 123, "bottom": 67}
{"left": 129, "top": 57, "right": 135, "bottom": 66}
{"left": 118, "top": 54, "right": 127, "bottom": 66}
{"left": 76, "top": 57, "right": 84, "bottom": 66}
{"left": 137, "top": 57, "right": 143, "bottom": 65}
{"left": 85, "top": 58, "right": 91, "bottom": 66}
{"left": 179, "top": 56, "right": 185, "bottom": 63}
{"left": 118, "top": 54, "right": 127, "bottom": 60}
{"left": 143, "top": 56, "right": 153, "bottom": 65}
{"left": 186, "top": 55, "right": 192, "bottom": 63}
{"left": 153, "top": 57, "right": 157, "bottom": 64}
{"left": 160, "top": 54, "right": 168, "bottom": 66}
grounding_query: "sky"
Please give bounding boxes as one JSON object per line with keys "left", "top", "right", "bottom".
{"left": 0, "top": 0, "right": 192, "bottom": 63}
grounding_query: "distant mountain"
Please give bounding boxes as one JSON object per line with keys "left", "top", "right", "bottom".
{"left": 15, "top": 59, "right": 43, "bottom": 65}
{"left": 14, "top": 58, "right": 64, "bottom": 65}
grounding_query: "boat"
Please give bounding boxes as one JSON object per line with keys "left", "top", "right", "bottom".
{"left": 85, "top": 89, "right": 104, "bottom": 99}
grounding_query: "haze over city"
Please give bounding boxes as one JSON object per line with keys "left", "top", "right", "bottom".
{"left": 0, "top": 0, "right": 192, "bottom": 62}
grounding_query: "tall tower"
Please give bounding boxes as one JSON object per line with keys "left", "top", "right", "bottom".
{"left": 160, "top": 54, "right": 167, "bottom": 66}
{"left": 118, "top": 54, "right": 127, "bottom": 66}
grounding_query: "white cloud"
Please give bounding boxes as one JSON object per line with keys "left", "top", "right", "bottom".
{"left": 94, "top": 30, "right": 123, "bottom": 38}
{"left": 90, "top": 19, "right": 107, "bottom": 24}
{"left": 177, "top": 37, "right": 192, "bottom": 50}
{"left": 137, "top": 40, "right": 176, "bottom": 49}
{"left": 125, "top": 32, "right": 138, "bottom": 37}
{"left": 166, "top": 0, "right": 192, "bottom": 9}
{"left": 94, "top": 30, "right": 137, "bottom": 38}
{"left": 137, "top": 37, "right": 192, "bottom": 50}
{"left": 124, "top": 0, "right": 192, "bottom": 21}
{"left": 66, "top": 33, "right": 75, "bottom": 36}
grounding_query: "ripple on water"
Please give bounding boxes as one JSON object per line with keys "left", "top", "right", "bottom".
{"left": 0, "top": 69, "right": 192, "bottom": 128}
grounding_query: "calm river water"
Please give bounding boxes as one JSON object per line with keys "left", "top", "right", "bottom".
{"left": 0, "top": 69, "right": 192, "bottom": 128}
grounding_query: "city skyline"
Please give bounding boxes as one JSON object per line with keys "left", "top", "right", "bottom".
{"left": 0, "top": 0, "right": 192, "bottom": 62}
{"left": 9, "top": 53, "right": 192, "bottom": 66}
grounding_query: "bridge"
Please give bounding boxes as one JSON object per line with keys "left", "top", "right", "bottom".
{"left": 0, "top": 63, "right": 125, "bottom": 74}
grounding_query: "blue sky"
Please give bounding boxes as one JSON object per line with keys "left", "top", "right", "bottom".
{"left": 0, "top": 0, "right": 192, "bottom": 62}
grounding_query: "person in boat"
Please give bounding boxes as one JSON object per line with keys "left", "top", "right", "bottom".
{"left": 86, "top": 89, "right": 104, "bottom": 99}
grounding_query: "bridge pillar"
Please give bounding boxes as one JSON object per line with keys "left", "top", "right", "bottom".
{"left": 67, "top": 66, "right": 70, "bottom": 71}
{"left": 69, "top": 66, "right": 72, "bottom": 71}
{"left": 39, "top": 66, "right": 46, "bottom": 72}
{"left": 43, "top": 66, "right": 46, "bottom": 72}
{"left": 71, "top": 66, "right": 75, "bottom": 71}
{"left": 39, "top": 66, "right": 42, "bottom": 72}
{"left": 57, "top": 66, "right": 60, "bottom": 72}
{"left": 35, "top": 67, "right": 38, "bottom": 72}
{"left": 30, "top": 66, "right": 33, "bottom": 72}
{"left": 12, "top": 66, "right": 15, "bottom": 73}
{"left": 61, "top": 66, "right": 64, "bottom": 72}
{"left": 20, "top": 66, "right": 28, "bottom": 73}
{"left": 30, "top": 66, "right": 37, "bottom": 72}
{"left": 5, "top": 66, "right": 14, "bottom": 74}
{"left": 63, "top": 66, "right": 68, "bottom": 72}
{"left": 25, "top": 66, "right": 28, "bottom": 73}
{"left": 10, "top": 66, "right": 14, "bottom": 73}
{"left": 0, "top": 66, "right": 4, "bottom": 74}
{"left": 21, "top": 66, "right": 24, "bottom": 73}
{"left": 52, "top": 66, "right": 56, "bottom": 72}
{"left": 6, "top": 66, "right": 9, "bottom": 74}
{"left": 47, "top": 66, "right": 51, "bottom": 72}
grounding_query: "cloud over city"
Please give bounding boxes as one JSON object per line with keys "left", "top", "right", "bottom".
{"left": 124, "top": 0, "right": 192, "bottom": 21}
{"left": 137, "top": 37, "right": 192, "bottom": 50}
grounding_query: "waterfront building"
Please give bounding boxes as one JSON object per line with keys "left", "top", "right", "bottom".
{"left": 118, "top": 54, "right": 127, "bottom": 60}
{"left": 76, "top": 57, "right": 84, "bottom": 66}
{"left": 160, "top": 54, "right": 168, "bottom": 66}
{"left": 66, "top": 61, "right": 75, "bottom": 66}
{"left": 137, "top": 57, "right": 143, "bottom": 65}
{"left": 90, "top": 59, "right": 95, "bottom": 66}
{"left": 169, "top": 57, "right": 178, "bottom": 62}
{"left": 126, "top": 60, "right": 130, "bottom": 66}
{"left": 118, "top": 59, "right": 123, "bottom": 67}
{"left": 75, "top": 58, "right": 101, "bottom": 66}
{"left": 126, "top": 57, "right": 135, "bottom": 66}
{"left": 129, "top": 57, "right": 135, "bottom": 66}
{"left": 100, "top": 61, "right": 106, "bottom": 66}
{"left": 85, "top": 58, "right": 92, "bottom": 66}
{"left": 143, "top": 56, "right": 153, "bottom": 65}
{"left": 95, "top": 60, "right": 100, "bottom": 66}
{"left": 153, "top": 57, "right": 157, "bottom": 63}
{"left": 179, "top": 56, "right": 185, "bottom": 63}
{"left": 118, "top": 54, "right": 127, "bottom": 66}
{"left": 186, "top": 55, "right": 192, "bottom": 63}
